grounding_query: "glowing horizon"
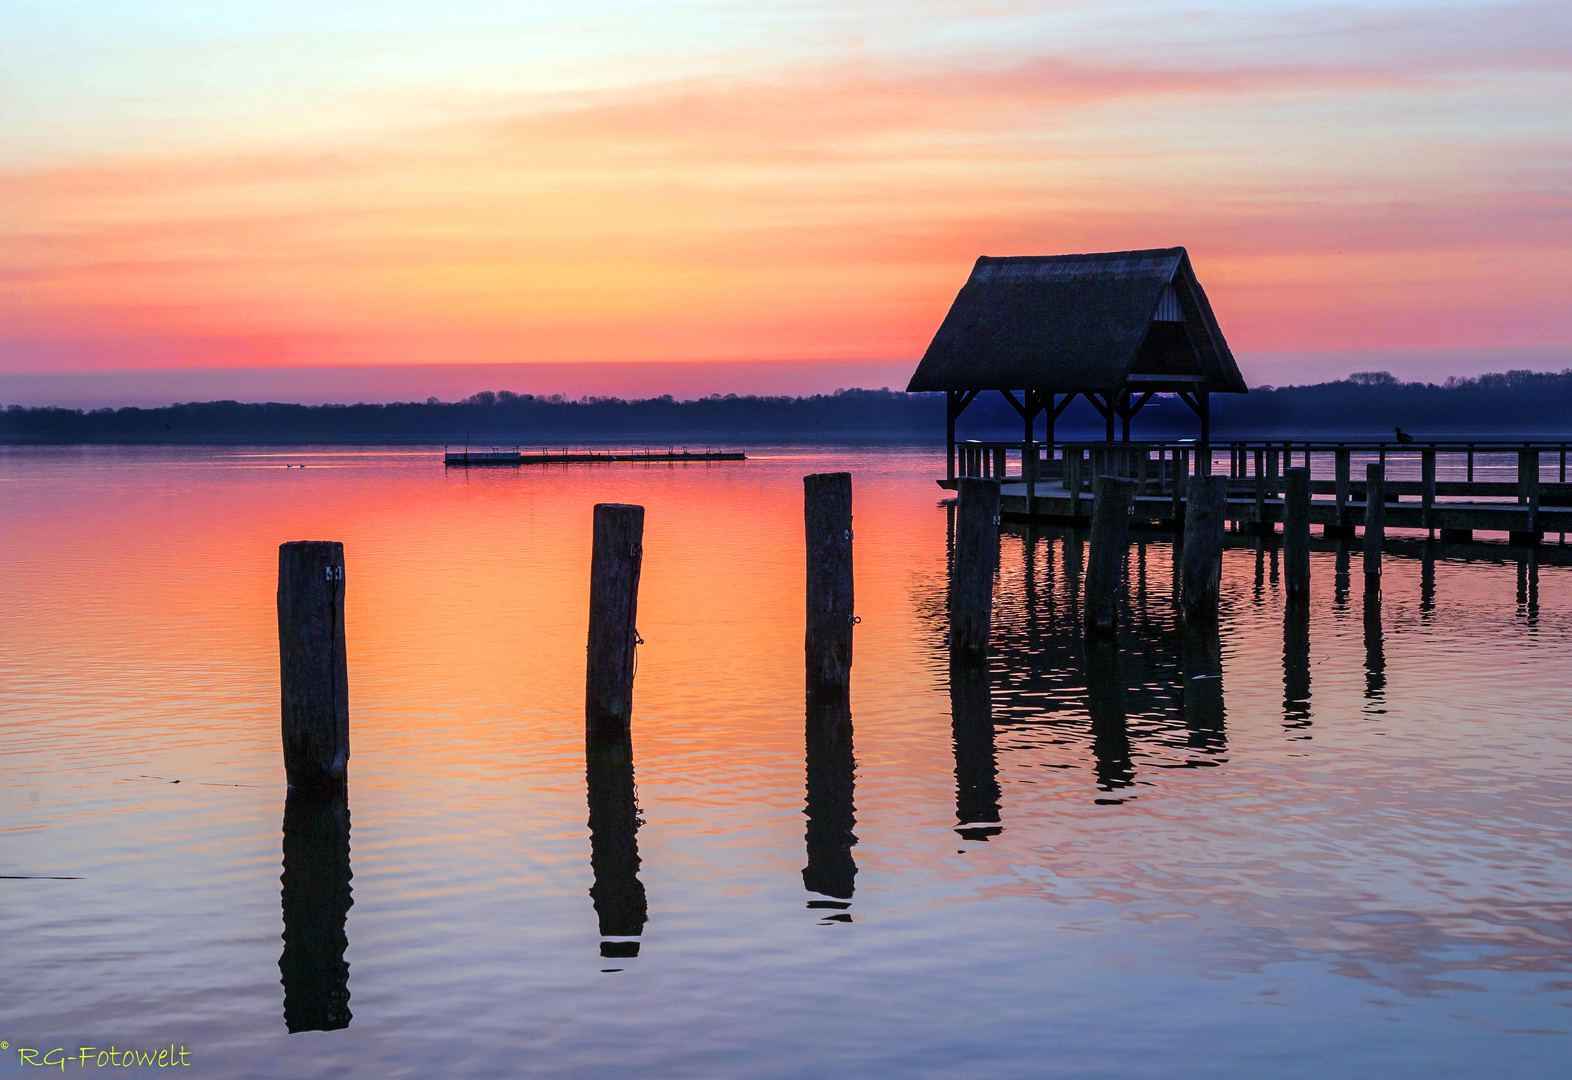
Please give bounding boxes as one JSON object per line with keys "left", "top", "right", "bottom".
{"left": 3, "top": 1, "right": 1569, "bottom": 392}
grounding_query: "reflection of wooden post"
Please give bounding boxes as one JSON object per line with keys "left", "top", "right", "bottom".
{"left": 1284, "top": 467, "right": 1311, "bottom": 604}
{"left": 804, "top": 473, "right": 854, "bottom": 709}
{"left": 1181, "top": 623, "right": 1227, "bottom": 750}
{"left": 1283, "top": 604, "right": 1311, "bottom": 732}
{"left": 950, "top": 659, "right": 1000, "bottom": 840}
{"left": 1363, "top": 464, "right": 1384, "bottom": 587}
{"left": 804, "top": 689, "right": 857, "bottom": 900}
{"left": 1084, "top": 639, "right": 1134, "bottom": 795}
{"left": 587, "top": 504, "right": 644, "bottom": 733}
{"left": 1181, "top": 475, "right": 1228, "bottom": 623}
{"left": 587, "top": 726, "right": 647, "bottom": 956}
{"left": 950, "top": 478, "right": 1000, "bottom": 657}
{"left": 278, "top": 541, "right": 349, "bottom": 789}
{"left": 1085, "top": 476, "right": 1135, "bottom": 638}
{"left": 280, "top": 785, "right": 352, "bottom": 1032}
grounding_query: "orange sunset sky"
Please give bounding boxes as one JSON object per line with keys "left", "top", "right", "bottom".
{"left": 2, "top": 0, "right": 1569, "bottom": 403}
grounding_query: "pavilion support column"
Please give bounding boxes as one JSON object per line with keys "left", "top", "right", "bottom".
{"left": 1121, "top": 391, "right": 1132, "bottom": 442}
{"left": 946, "top": 391, "right": 957, "bottom": 482}
{"left": 1103, "top": 394, "right": 1115, "bottom": 442}
{"left": 1023, "top": 391, "right": 1037, "bottom": 519}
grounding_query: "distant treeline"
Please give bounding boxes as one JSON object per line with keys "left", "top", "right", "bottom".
{"left": 3, "top": 369, "right": 1570, "bottom": 445}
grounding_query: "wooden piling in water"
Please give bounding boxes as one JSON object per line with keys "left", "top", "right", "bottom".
{"left": 586, "top": 503, "right": 645, "bottom": 732}
{"left": 1284, "top": 467, "right": 1311, "bottom": 604}
{"left": 1363, "top": 463, "right": 1384, "bottom": 586}
{"left": 278, "top": 541, "right": 349, "bottom": 789}
{"left": 805, "top": 473, "right": 855, "bottom": 705}
{"left": 950, "top": 478, "right": 1001, "bottom": 657}
{"left": 1181, "top": 475, "right": 1229, "bottom": 623}
{"left": 1085, "top": 476, "right": 1136, "bottom": 638}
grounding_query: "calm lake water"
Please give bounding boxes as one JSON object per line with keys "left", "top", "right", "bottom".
{"left": 2, "top": 445, "right": 1570, "bottom": 1078}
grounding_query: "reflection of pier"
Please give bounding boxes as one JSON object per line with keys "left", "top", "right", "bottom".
{"left": 586, "top": 726, "right": 647, "bottom": 959}
{"left": 279, "top": 786, "right": 353, "bottom": 1033}
{"left": 924, "top": 528, "right": 1234, "bottom": 824}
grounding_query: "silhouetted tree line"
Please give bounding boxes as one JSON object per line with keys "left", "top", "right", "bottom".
{"left": 2, "top": 369, "right": 1569, "bottom": 444}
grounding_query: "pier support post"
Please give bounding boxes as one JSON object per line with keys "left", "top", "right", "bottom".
{"left": 1363, "top": 464, "right": 1384, "bottom": 588}
{"left": 1181, "top": 475, "right": 1229, "bottom": 623}
{"left": 1421, "top": 449, "right": 1437, "bottom": 536}
{"left": 805, "top": 473, "right": 855, "bottom": 707}
{"left": 1085, "top": 476, "right": 1136, "bottom": 638}
{"left": 278, "top": 541, "right": 349, "bottom": 789}
{"left": 951, "top": 478, "right": 1001, "bottom": 657}
{"left": 1328, "top": 448, "right": 1354, "bottom": 538}
{"left": 587, "top": 504, "right": 645, "bottom": 732}
{"left": 1284, "top": 467, "right": 1311, "bottom": 604}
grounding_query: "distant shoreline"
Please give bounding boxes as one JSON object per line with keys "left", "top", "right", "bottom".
{"left": 4, "top": 371, "right": 1571, "bottom": 445}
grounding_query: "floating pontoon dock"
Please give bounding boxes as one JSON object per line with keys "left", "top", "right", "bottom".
{"left": 445, "top": 447, "right": 746, "bottom": 466}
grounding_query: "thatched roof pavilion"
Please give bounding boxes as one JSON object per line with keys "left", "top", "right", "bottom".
{"left": 907, "top": 247, "right": 1246, "bottom": 474}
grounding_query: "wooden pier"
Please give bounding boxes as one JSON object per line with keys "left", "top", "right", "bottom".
{"left": 943, "top": 439, "right": 1572, "bottom": 544}
{"left": 444, "top": 447, "right": 746, "bottom": 466}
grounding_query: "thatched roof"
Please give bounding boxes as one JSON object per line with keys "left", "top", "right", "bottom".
{"left": 906, "top": 247, "right": 1247, "bottom": 395}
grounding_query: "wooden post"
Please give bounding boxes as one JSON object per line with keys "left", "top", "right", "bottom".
{"left": 1181, "top": 475, "right": 1228, "bottom": 623}
{"left": 1253, "top": 447, "right": 1267, "bottom": 533}
{"left": 586, "top": 504, "right": 645, "bottom": 732}
{"left": 1332, "top": 447, "right": 1352, "bottom": 537}
{"left": 946, "top": 392, "right": 957, "bottom": 482}
{"left": 950, "top": 478, "right": 1000, "bottom": 657}
{"left": 1284, "top": 467, "right": 1311, "bottom": 604}
{"left": 1085, "top": 476, "right": 1136, "bottom": 638}
{"left": 278, "top": 541, "right": 349, "bottom": 789}
{"left": 805, "top": 473, "right": 854, "bottom": 706}
{"left": 1421, "top": 448, "right": 1436, "bottom": 536}
{"left": 992, "top": 446, "right": 1006, "bottom": 480}
{"left": 1467, "top": 444, "right": 1474, "bottom": 483}
{"left": 1363, "top": 463, "right": 1384, "bottom": 586}
{"left": 1267, "top": 444, "right": 1280, "bottom": 499}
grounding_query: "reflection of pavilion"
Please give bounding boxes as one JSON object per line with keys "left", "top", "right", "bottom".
{"left": 922, "top": 527, "right": 1246, "bottom": 831}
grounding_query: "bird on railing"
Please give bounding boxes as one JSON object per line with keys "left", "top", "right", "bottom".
{"left": 1394, "top": 426, "right": 1415, "bottom": 444}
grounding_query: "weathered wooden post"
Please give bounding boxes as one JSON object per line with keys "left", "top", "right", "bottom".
{"left": 1084, "top": 476, "right": 1136, "bottom": 638}
{"left": 1284, "top": 467, "right": 1311, "bottom": 604}
{"left": 1181, "top": 474, "right": 1229, "bottom": 623}
{"left": 1421, "top": 448, "right": 1437, "bottom": 537}
{"left": 1331, "top": 447, "right": 1353, "bottom": 538}
{"left": 805, "top": 473, "right": 855, "bottom": 706}
{"left": 1363, "top": 463, "right": 1384, "bottom": 588}
{"left": 587, "top": 504, "right": 645, "bottom": 732}
{"left": 278, "top": 541, "right": 349, "bottom": 789}
{"left": 951, "top": 477, "right": 1000, "bottom": 656}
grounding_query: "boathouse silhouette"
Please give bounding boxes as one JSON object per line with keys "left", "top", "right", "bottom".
{"left": 907, "top": 248, "right": 1247, "bottom": 478}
